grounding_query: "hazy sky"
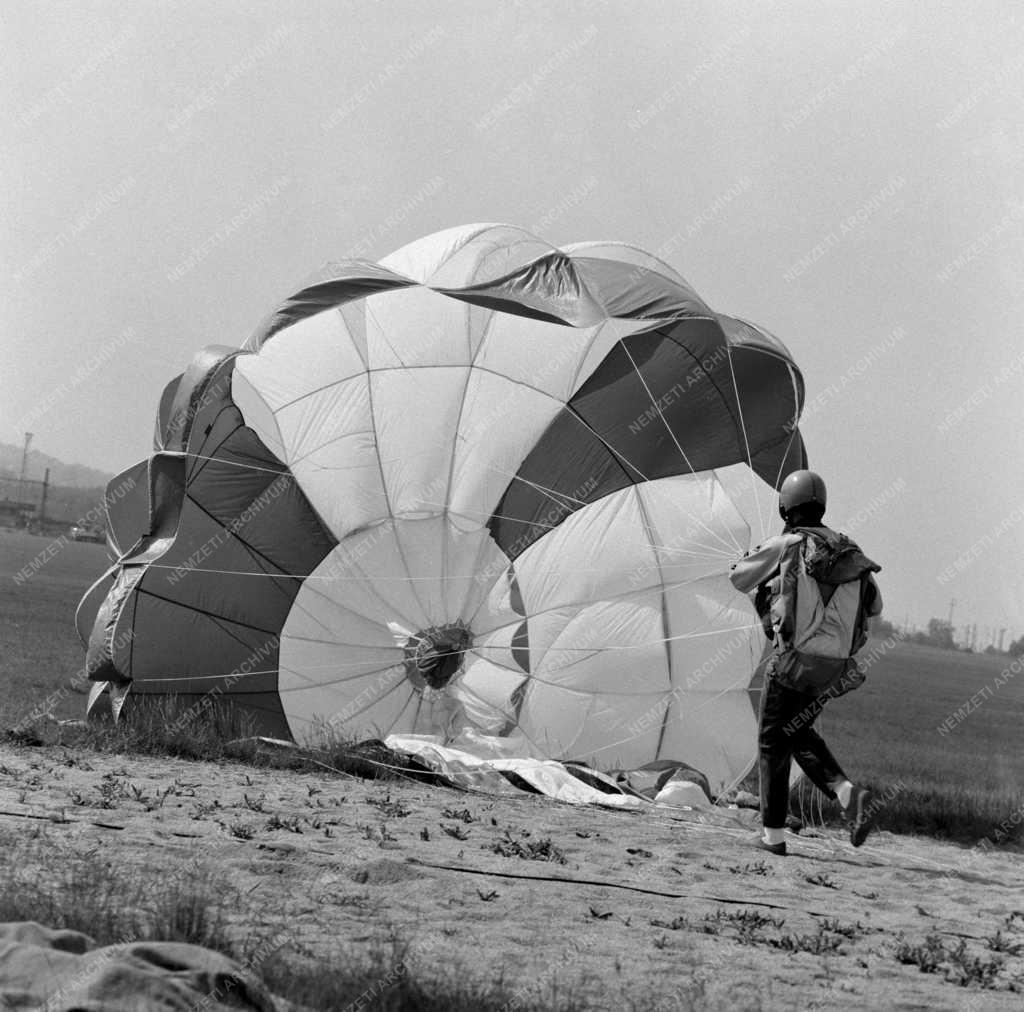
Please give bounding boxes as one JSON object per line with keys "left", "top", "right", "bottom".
{"left": 3, "top": 1, "right": 1022, "bottom": 640}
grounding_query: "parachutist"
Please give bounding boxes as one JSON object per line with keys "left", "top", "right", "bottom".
{"left": 731, "top": 470, "right": 884, "bottom": 854}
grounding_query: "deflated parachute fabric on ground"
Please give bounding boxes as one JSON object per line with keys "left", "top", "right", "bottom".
{"left": 77, "top": 223, "right": 807, "bottom": 800}
{"left": 384, "top": 734, "right": 715, "bottom": 809}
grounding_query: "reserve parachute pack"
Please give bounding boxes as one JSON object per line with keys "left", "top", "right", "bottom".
{"left": 771, "top": 527, "right": 881, "bottom": 695}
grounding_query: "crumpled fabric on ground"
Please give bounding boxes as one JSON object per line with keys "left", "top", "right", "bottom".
{"left": 0, "top": 921, "right": 279, "bottom": 1011}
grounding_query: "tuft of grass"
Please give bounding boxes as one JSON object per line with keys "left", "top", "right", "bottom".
{"left": 985, "top": 929, "right": 1024, "bottom": 956}
{"left": 488, "top": 829, "right": 567, "bottom": 864}
{"left": 726, "top": 860, "right": 770, "bottom": 876}
{"left": 804, "top": 872, "right": 839, "bottom": 889}
{"left": 442, "top": 807, "right": 477, "bottom": 823}
{"left": 895, "top": 932, "right": 1007, "bottom": 988}
{"left": 775, "top": 924, "right": 844, "bottom": 955}
{"left": 650, "top": 915, "right": 690, "bottom": 931}
{"left": 190, "top": 800, "right": 220, "bottom": 820}
{"left": 266, "top": 813, "right": 303, "bottom": 834}
{"left": 0, "top": 848, "right": 237, "bottom": 956}
{"left": 81, "top": 696, "right": 262, "bottom": 763}
{"left": 696, "top": 908, "right": 868, "bottom": 956}
{"left": 357, "top": 822, "right": 397, "bottom": 845}
{"left": 819, "top": 917, "right": 866, "bottom": 939}
{"left": 243, "top": 792, "right": 267, "bottom": 812}
{"left": 366, "top": 793, "right": 411, "bottom": 818}
{"left": 702, "top": 908, "right": 785, "bottom": 946}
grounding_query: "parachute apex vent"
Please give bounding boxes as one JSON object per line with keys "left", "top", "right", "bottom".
{"left": 403, "top": 622, "right": 471, "bottom": 690}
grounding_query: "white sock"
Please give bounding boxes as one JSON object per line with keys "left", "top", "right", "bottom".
{"left": 836, "top": 780, "right": 854, "bottom": 809}
{"left": 763, "top": 827, "right": 786, "bottom": 845}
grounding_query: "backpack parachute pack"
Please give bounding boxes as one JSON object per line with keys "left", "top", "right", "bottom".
{"left": 768, "top": 527, "right": 881, "bottom": 695}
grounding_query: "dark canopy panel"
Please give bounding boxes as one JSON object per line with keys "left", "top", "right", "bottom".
{"left": 85, "top": 355, "right": 338, "bottom": 733}
{"left": 488, "top": 317, "right": 802, "bottom": 560}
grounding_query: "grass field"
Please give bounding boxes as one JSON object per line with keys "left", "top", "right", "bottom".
{"left": 0, "top": 529, "right": 109, "bottom": 727}
{"left": 791, "top": 637, "right": 1024, "bottom": 844}
{"left": 3, "top": 527, "right": 1022, "bottom": 845}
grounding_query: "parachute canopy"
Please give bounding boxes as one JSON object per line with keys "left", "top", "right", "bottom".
{"left": 78, "top": 223, "right": 806, "bottom": 796}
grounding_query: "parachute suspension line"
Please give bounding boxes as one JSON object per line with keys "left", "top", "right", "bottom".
{"left": 801, "top": 709, "right": 829, "bottom": 833}
{"left": 482, "top": 463, "right": 594, "bottom": 510}
{"left": 565, "top": 318, "right": 610, "bottom": 394}
{"left": 459, "top": 652, "right": 553, "bottom": 758}
{"left": 562, "top": 404, "right": 648, "bottom": 480}
{"left": 571, "top": 676, "right": 757, "bottom": 764}
{"left": 765, "top": 363, "right": 805, "bottom": 537}
{"left": 470, "top": 559, "right": 763, "bottom": 636}
{"left": 632, "top": 483, "right": 744, "bottom": 562}
{"left": 134, "top": 657, "right": 402, "bottom": 682}
{"left": 180, "top": 446, "right": 456, "bottom": 477}
{"left": 142, "top": 560, "right": 734, "bottom": 581}
{"left": 619, "top": 341, "right": 701, "bottom": 475}
{"left": 470, "top": 623, "right": 761, "bottom": 656}
{"left": 724, "top": 343, "right": 765, "bottom": 545}
{"left": 414, "top": 501, "right": 576, "bottom": 537}
{"left": 174, "top": 453, "right": 295, "bottom": 478}
{"left": 314, "top": 664, "right": 411, "bottom": 727}
{"left": 310, "top": 517, "right": 435, "bottom": 659}
{"left": 281, "top": 658, "right": 403, "bottom": 681}
{"left": 555, "top": 423, "right": 700, "bottom": 561}
{"left": 413, "top": 497, "right": 730, "bottom": 564}
{"left": 618, "top": 342, "right": 745, "bottom": 558}
{"left": 634, "top": 488, "right": 674, "bottom": 761}
{"left": 278, "top": 567, "right": 369, "bottom": 647}
{"left": 767, "top": 423, "right": 800, "bottom": 541}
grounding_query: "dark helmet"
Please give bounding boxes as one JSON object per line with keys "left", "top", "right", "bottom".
{"left": 778, "top": 469, "right": 827, "bottom": 520}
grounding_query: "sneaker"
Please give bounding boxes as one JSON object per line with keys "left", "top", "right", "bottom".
{"left": 754, "top": 835, "right": 786, "bottom": 857}
{"left": 847, "top": 785, "right": 875, "bottom": 847}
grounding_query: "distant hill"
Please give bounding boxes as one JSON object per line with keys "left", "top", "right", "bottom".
{"left": 0, "top": 442, "right": 113, "bottom": 489}
{"left": 0, "top": 443, "right": 116, "bottom": 528}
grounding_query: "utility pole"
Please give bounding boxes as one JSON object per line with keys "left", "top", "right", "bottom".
{"left": 17, "top": 432, "right": 33, "bottom": 507}
{"left": 947, "top": 599, "right": 956, "bottom": 631}
{"left": 40, "top": 468, "right": 50, "bottom": 528}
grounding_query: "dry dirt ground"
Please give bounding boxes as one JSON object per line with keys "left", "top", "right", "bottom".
{"left": 1, "top": 741, "right": 1021, "bottom": 1011}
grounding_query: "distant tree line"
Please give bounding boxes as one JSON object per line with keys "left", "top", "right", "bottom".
{"left": 877, "top": 615, "right": 1023, "bottom": 655}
